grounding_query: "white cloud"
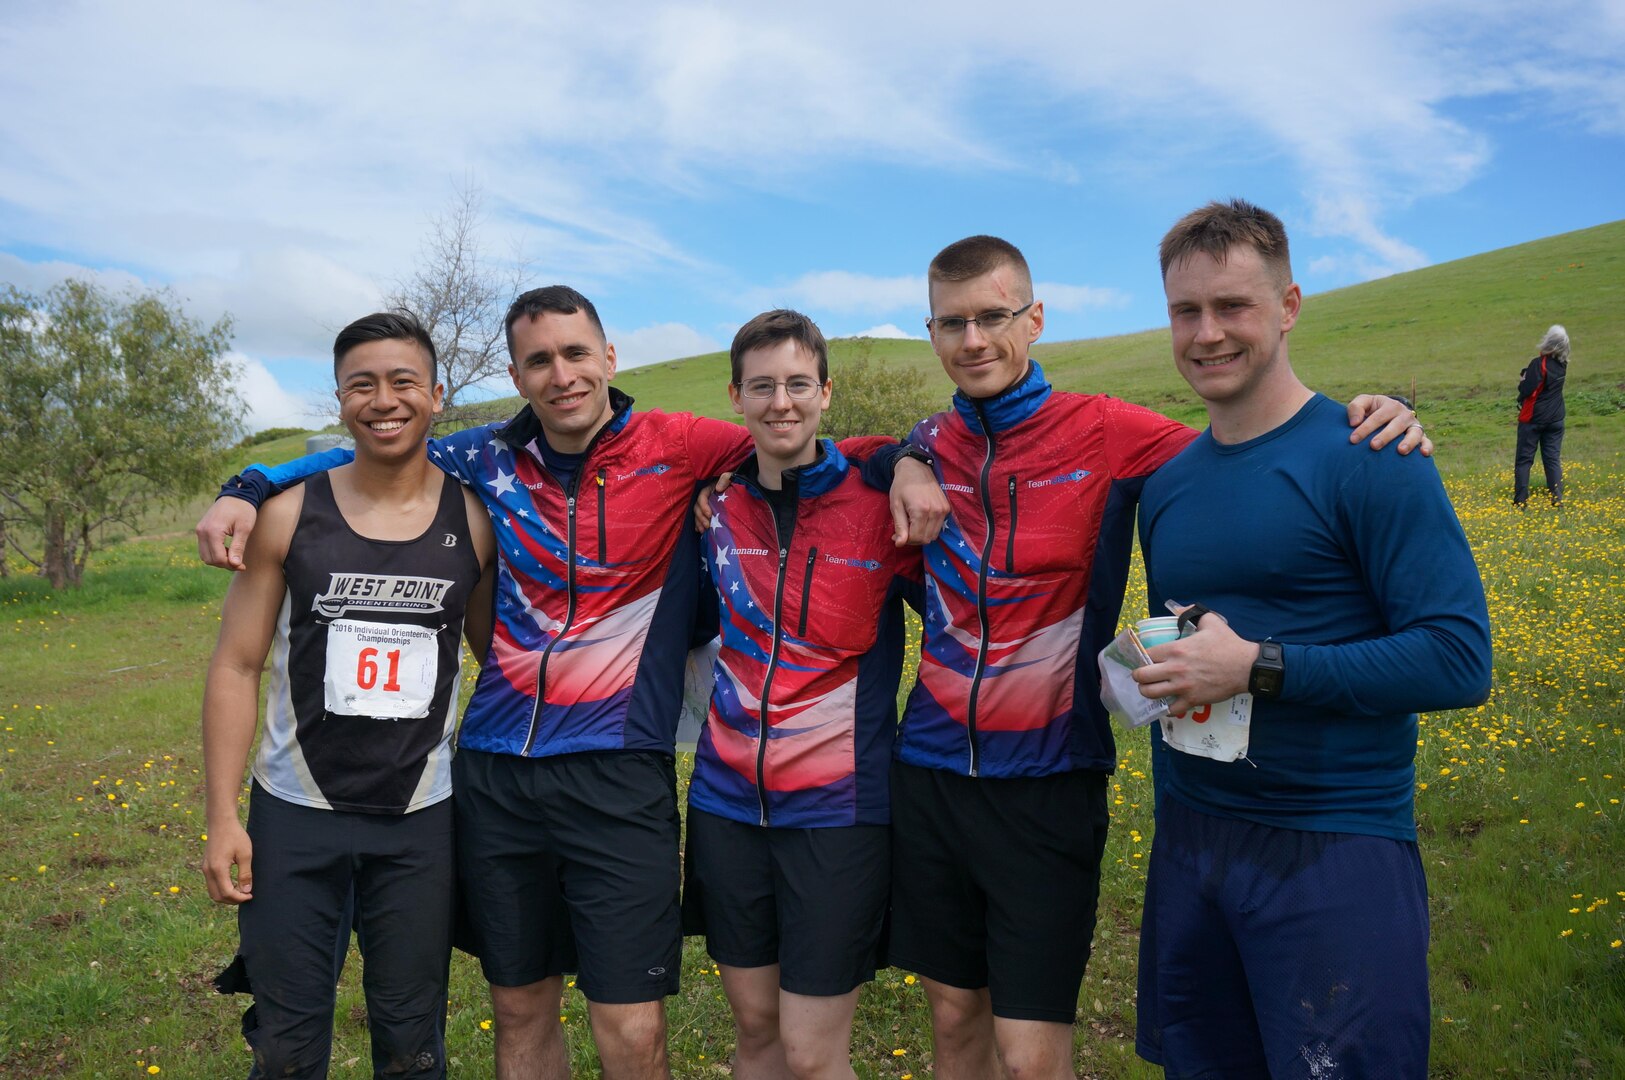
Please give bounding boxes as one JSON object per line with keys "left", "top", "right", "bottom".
{"left": 2, "top": 0, "right": 1624, "bottom": 332}
{"left": 228, "top": 353, "right": 316, "bottom": 434}
{"left": 846, "top": 324, "right": 924, "bottom": 340}
{"left": 1035, "top": 283, "right": 1132, "bottom": 313}
{"left": 606, "top": 322, "right": 723, "bottom": 369}
{"left": 745, "top": 272, "right": 925, "bottom": 317}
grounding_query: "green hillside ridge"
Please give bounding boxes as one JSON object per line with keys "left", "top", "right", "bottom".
{"left": 255, "top": 219, "right": 1623, "bottom": 472}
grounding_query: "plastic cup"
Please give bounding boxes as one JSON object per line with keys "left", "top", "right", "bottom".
{"left": 1135, "top": 616, "right": 1182, "bottom": 648}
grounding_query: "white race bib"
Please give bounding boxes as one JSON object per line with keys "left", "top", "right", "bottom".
{"left": 323, "top": 619, "right": 439, "bottom": 719}
{"left": 1160, "top": 693, "right": 1253, "bottom": 762}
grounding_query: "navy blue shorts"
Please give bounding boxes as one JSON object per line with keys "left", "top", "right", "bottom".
{"left": 1136, "top": 797, "right": 1430, "bottom": 1079}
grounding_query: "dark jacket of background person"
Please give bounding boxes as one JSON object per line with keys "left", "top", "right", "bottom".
{"left": 1514, "top": 324, "right": 1570, "bottom": 505}
{"left": 1517, "top": 343, "right": 1568, "bottom": 425}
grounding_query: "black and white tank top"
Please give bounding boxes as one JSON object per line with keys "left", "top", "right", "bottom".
{"left": 253, "top": 471, "right": 480, "bottom": 813}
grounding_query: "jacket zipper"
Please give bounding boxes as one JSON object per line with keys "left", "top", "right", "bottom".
{"left": 1006, "top": 474, "right": 1018, "bottom": 574}
{"left": 796, "top": 547, "right": 818, "bottom": 638}
{"left": 596, "top": 467, "right": 607, "bottom": 564}
{"left": 520, "top": 427, "right": 616, "bottom": 758}
{"left": 758, "top": 542, "right": 792, "bottom": 825}
{"left": 965, "top": 406, "right": 998, "bottom": 777}
{"left": 755, "top": 477, "right": 802, "bottom": 826}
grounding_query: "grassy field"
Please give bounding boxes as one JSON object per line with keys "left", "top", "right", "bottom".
{"left": 2, "top": 221, "right": 1621, "bottom": 1077}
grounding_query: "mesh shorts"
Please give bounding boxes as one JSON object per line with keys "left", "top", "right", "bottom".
{"left": 1136, "top": 796, "right": 1430, "bottom": 1078}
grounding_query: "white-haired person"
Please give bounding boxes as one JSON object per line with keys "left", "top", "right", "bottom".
{"left": 1514, "top": 324, "right": 1570, "bottom": 508}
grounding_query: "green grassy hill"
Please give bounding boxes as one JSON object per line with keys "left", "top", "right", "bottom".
{"left": 427, "top": 219, "right": 1623, "bottom": 475}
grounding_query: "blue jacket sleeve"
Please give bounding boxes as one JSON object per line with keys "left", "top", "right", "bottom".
{"left": 1280, "top": 453, "right": 1493, "bottom": 715}
{"left": 694, "top": 493, "right": 723, "bottom": 647}
{"left": 221, "top": 446, "right": 357, "bottom": 507}
{"left": 224, "top": 425, "right": 503, "bottom": 507}
{"left": 857, "top": 441, "right": 932, "bottom": 492}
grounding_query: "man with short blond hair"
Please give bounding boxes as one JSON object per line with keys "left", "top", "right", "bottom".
{"left": 1131, "top": 199, "right": 1491, "bottom": 1077}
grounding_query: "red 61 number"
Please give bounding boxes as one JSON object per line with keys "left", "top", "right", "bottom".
{"left": 356, "top": 647, "right": 403, "bottom": 693}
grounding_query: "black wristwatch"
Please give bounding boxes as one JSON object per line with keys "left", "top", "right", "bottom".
{"left": 1249, "top": 641, "right": 1285, "bottom": 698}
{"left": 899, "top": 446, "right": 935, "bottom": 470}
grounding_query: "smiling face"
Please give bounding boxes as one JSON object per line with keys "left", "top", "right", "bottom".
{"left": 729, "top": 337, "right": 830, "bottom": 478}
{"left": 335, "top": 338, "right": 444, "bottom": 463}
{"left": 1163, "top": 244, "right": 1301, "bottom": 409}
{"left": 927, "top": 263, "right": 1044, "bottom": 399}
{"left": 507, "top": 308, "right": 618, "bottom": 453}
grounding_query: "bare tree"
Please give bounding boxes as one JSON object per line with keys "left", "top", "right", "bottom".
{"left": 386, "top": 184, "right": 527, "bottom": 428}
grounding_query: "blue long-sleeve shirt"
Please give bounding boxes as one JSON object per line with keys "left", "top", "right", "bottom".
{"left": 1138, "top": 394, "right": 1492, "bottom": 841}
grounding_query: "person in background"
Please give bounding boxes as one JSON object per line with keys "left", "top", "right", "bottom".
{"left": 1514, "top": 324, "right": 1570, "bottom": 508}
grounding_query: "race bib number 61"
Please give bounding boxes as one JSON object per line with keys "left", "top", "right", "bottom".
{"left": 324, "top": 619, "right": 438, "bottom": 719}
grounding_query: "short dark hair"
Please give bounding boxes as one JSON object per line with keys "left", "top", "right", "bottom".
{"left": 504, "top": 285, "right": 605, "bottom": 358}
{"left": 729, "top": 309, "right": 829, "bottom": 384}
{"left": 1159, "top": 199, "right": 1292, "bottom": 287}
{"left": 332, "top": 311, "right": 437, "bottom": 383}
{"left": 927, "top": 235, "right": 1032, "bottom": 307}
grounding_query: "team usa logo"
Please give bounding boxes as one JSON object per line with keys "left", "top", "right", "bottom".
{"left": 1026, "top": 469, "right": 1091, "bottom": 489}
{"left": 823, "top": 553, "right": 882, "bottom": 572}
{"left": 617, "top": 463, "right": 672, "bottom": 480}
{"left": 311, "top": 573, "right": 454, "bottom": 618}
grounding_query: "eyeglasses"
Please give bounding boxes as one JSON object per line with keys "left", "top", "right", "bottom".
{"left": 736, "top": 376, "right": 825, "bottom": 399}
{"left": 927, "top": 301, "right": 1035, "bottom": 337}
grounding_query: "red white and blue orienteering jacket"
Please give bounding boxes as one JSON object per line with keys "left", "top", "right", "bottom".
{"left": 689, "top": 441, "right": 923, "bottom": 829}
{"left": 237, "top": 390, "right": 905, "bottom": 760}
{"left": 898, "top": 361, "right": 1197, "bottom": 779}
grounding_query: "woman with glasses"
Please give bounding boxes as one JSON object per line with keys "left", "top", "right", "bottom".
{"left": 682, "top": 309, "right": 926, "bottom": 1080}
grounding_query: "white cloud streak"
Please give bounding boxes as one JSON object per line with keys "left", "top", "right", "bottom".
{"left": 607, "top": 322, "right": 724, "bottom": 369}
{"left": 2, "top": 0, "right": 1622, "bottom": 347}
{"left": 847, "top": 324, "right": 924, "bottom": 340}
{"left": 228, "top": 353, "right": 314, "bottom": 434}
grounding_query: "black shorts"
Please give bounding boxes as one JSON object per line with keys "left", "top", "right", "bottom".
{"left": 886, "top": 761, "right": 1110, "bottom": 1023}
{"left": 452, "top": 749, "right": 681, "bottom": 1004}
{"left": 681, "top": 808, "right": 889, "bottom": 997}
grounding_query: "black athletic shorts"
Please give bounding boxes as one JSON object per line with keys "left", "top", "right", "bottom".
{"left": 886, "top": 761, "right": 1111, "bottom": 1023}
{"left": 681, "top": 807, "right": 889, "bottom": 997}
{"left": 452, "top": 749, "right": 681, "bottom": 1003}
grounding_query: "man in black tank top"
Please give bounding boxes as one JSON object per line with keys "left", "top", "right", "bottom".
{"left": 201, "top": 313, "right": 495, "bottom": 1079}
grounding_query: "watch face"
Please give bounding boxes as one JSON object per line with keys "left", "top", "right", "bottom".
{"left": 1251, "top": 643, "right": 1285, "bottom": 697}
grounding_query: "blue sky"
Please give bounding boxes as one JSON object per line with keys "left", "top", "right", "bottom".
{"left": 3, "top": 0, "right": 1623, "bottom": 431}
